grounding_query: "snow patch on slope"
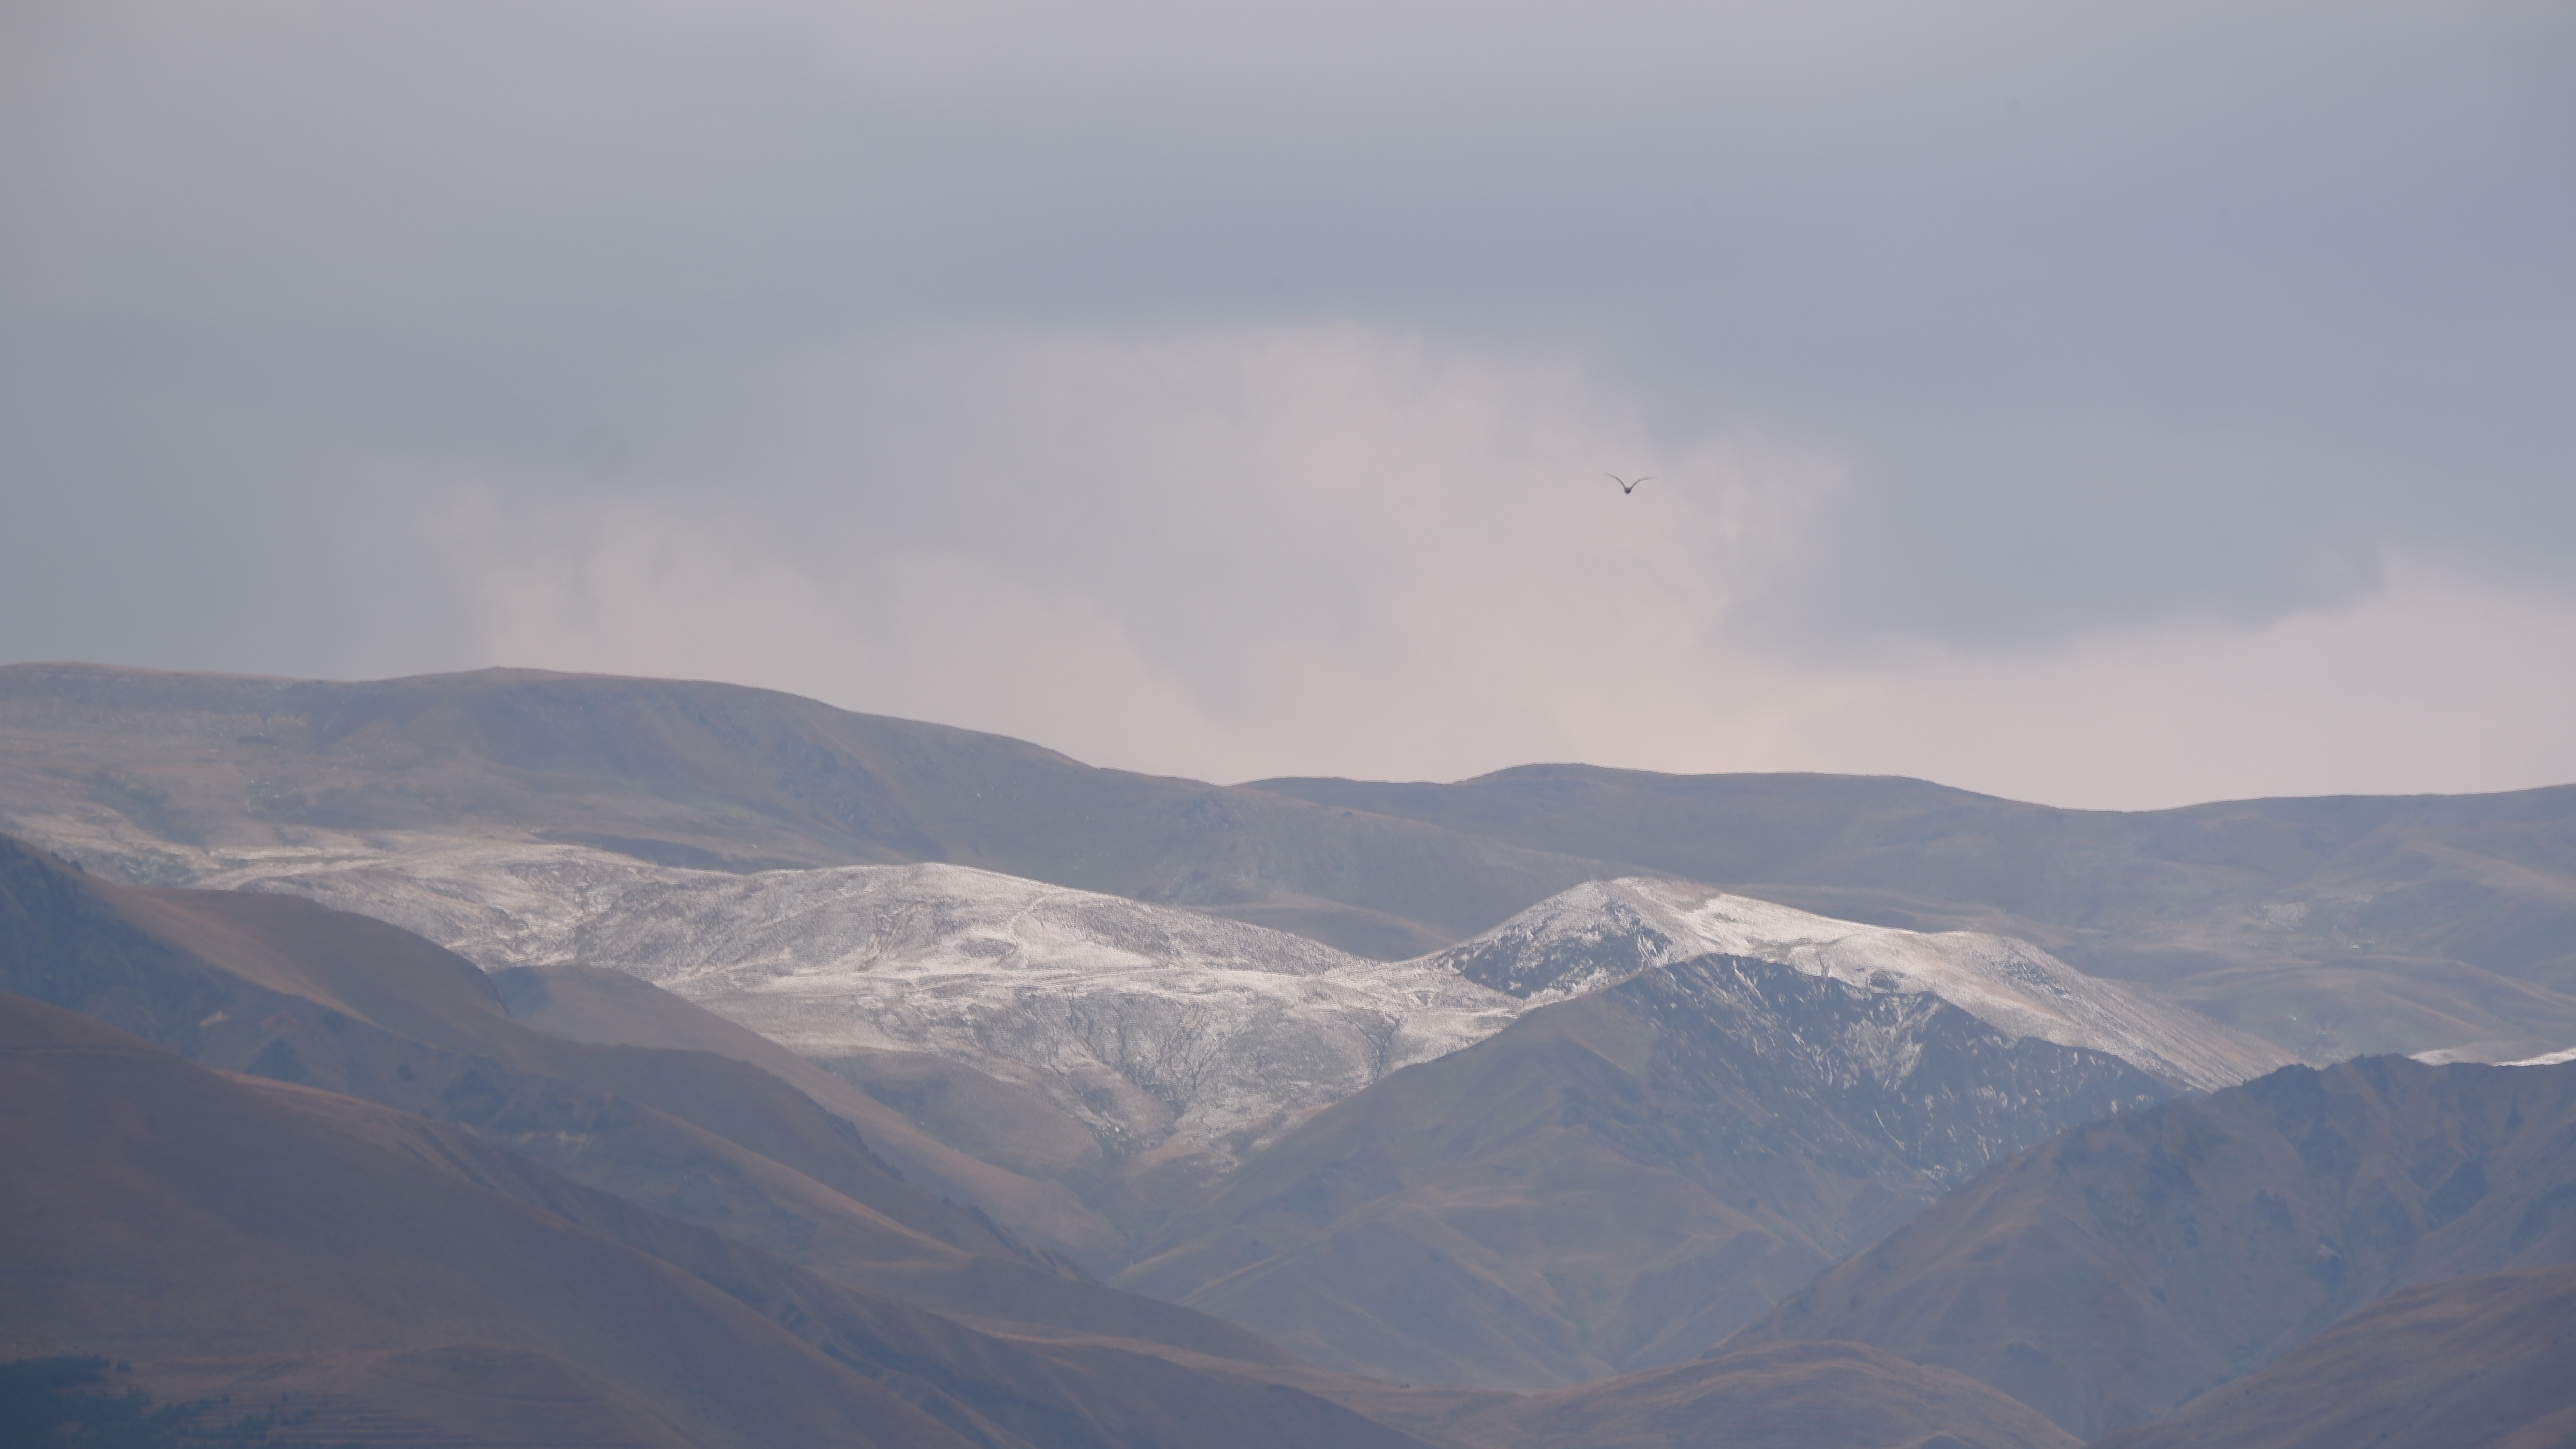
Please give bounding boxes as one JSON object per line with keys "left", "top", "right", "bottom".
{"left": 1430, "top": 878, "right": 2291, "bottom": 1091}
{"left": 187, "top": 840, "right": 1525, "bottom": 1166}
{"left": 39, "top": 823, "right": 2290, "bottom": 1165}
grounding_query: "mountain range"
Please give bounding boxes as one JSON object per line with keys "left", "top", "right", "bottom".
{"left": 8, "top": 661, "right": 2575, "bottom": 1446}
{"left": 7, "top": 662, "right": 2573, "bottom": 1064}
{"left": 0, "top": 838, "right": 2089, "bottom": 1449}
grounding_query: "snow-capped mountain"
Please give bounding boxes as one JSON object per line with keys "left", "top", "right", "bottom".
{"left": 193, "top": 840, "right": 1524, "bottom": 1166}
{"left": 1122, "top": 947, "right": 2188, "bottom": 1388}
{"left": 111, "top": 841, "right": 2284, "bottom": 1177}
{"left": 1430, "top": 878, "right": 2292, "bottom": 1091}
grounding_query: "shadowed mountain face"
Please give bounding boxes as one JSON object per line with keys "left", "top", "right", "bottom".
{"left": 2086, "top": 1264, "right": 2576, "bottom": 1449}
{"left": 1728, "top": 1055, "right": 2576, "bottom": 1438}
{"left": 1114, "top": 954, "right": 2173, "bottom": 1390}
{"left": 0, "top": 663, "right": 1611, "bottom": 959}
{"left": 1250, "top": 767, "right": 2576, "bottom": 1063}
{"left": 0, "top": 994, "right": 1436, "bottom": 1449}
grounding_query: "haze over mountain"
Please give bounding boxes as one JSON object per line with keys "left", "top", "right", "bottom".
{"left": 10, "top": 0, "right": 2567, "bottom": 816}
{"left": 1729, "top": 1053, "right": 2576, "bottom": 1437}
{"left": 6, "top": 664, "right": 2572, "bottom": 1067}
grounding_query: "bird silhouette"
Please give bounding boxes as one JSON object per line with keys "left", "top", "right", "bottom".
{"left": 1607, "top": 473, "right": 1654, "bottom": 495}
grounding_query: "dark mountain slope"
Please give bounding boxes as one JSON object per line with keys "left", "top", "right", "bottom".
{"left": 1117, "top": 954, "right": 2172, "bottom": 1389}
{"left": 0, "top": 834, "right": 1281, "bottom": 1363}
{"left": 2086, "top": 1264, "right": 2576, "bottom": 1449}
{"left": 1250, "top": 767, "right": 2576, "bottom": 1060}
{"left": 492, "top": 960, "right": 1130, "bottom": 1271}
{"left": 0, "top": 663, "right": 1615, "bottom": 957}
{"left": 0, "top": 993, "right": 1431, "bottom": 1449}
{"left": 1728, "top": 1055, "right": 2576, "bottom": 1437}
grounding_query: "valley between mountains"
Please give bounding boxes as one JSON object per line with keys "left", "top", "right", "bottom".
{"left": 6, "top": 664, "right": 2575, "bottom": 1448}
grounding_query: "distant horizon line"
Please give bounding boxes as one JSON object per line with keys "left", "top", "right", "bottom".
{"left": 6, "top": 655, "right": 2570, "bottom": 816}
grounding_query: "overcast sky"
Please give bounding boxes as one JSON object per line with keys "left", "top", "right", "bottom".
{"left": 3, "top": 0, "right": 2570, "bottom": 808}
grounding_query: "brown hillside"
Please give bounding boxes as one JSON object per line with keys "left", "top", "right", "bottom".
{"left": 2090, "top": 1264, "right": 2576, "bottom": 1449}
{"left": 1728, "top": 1055, "right": 2576, "bottom": 1437}
{"left": 492, "top": 960, "right": 1128, "bottom": 1271}
{"left": 0, "top": 834, "right": 1281, "bottom": 1363}
{"left": 0, "top": 992, "right": 1434, "bottom": 1449}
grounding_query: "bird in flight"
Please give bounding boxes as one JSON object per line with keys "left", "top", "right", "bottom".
{"left": 1607, "top": 473, "right": 1654, "bottom": 495}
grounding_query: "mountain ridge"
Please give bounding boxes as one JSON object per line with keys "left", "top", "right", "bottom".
{"left": 1252, "top": 766, "right": 2576, "bottom": 1061}
{"left": 11, "top": 661, "right": 2576, "bottom": 1066}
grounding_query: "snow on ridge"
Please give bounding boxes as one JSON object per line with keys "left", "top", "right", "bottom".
{"left": 48, "top": 823, "right": 2289, "bottom": 1164}
{"left": 180, "top": 839, "right": 1529, "bottom": 1167}
{"left": 1433, "top": 878, "right": 2292, "bottom": 1091}
{"left": 2414, "top": 1043, "right": 2576, "bottom": 1067}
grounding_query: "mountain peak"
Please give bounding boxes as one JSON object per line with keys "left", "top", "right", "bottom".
{"left": 1434, "top": 878, "right": 2293, "bottom": 1091}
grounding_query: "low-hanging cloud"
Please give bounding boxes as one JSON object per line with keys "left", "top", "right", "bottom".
{"left": 2, "top": 0, "right": 2569, "bottom": 807}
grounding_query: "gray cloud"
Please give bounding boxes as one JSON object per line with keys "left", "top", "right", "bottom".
{"left": 2, "top": 0, "right": 2569, "bottom": 804}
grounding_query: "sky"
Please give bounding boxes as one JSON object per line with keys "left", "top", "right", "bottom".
{"left": 2, "top": 0, "right": 2570, "bottom": 809}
